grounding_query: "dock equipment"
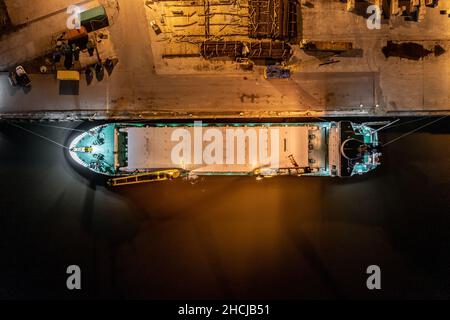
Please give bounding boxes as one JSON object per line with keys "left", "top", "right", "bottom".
{"left": 64, "top": 26, "right": 88, "bottom": 47}
{"left": 107, "top": 169, "right": 182, "bottom": 187}
{"left": 345, "top": 0, "right": 440, "bottom": 22}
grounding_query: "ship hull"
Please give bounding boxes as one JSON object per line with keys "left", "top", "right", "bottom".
{"left": 69, "top": 122, "right": 381, "bottom": 178}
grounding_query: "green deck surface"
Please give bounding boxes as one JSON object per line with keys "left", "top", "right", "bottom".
{"left": 74, "top": 124, "right": 115, "bottom": 174}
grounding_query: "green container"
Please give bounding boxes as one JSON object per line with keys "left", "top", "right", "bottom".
{"left": 80, "top": 6, "right": 109, "bottom": 32}
{"left": 80, "top": 6, "right": 106, "bottom": 23}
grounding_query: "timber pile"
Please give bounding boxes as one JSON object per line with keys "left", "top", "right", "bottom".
{"left": 200, "top": 40, "right": 291, "bottom": 61}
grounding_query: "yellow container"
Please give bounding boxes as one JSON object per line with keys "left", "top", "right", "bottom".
{"left": 57, "top": 70, "right": 80, "bottom": 81}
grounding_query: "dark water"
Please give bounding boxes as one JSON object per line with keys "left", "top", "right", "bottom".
{"left": 0, "top": 118, "right": 449, "bottom": 299}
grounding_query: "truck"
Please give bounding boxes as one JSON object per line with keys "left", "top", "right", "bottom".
{"left": 80, "top": 5, "right": 109, "bottom": 32}
{"left": 264, "top": 65, "right": 291, "bottom": 79}
{"left": 8, "top": 66, "right": 31, "bottom": 87}
{"left": 150, "top": 20, "right": 162, "bottom": 35}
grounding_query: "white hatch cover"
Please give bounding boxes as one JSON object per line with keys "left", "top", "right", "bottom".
{"left": 123, "top": 126, "right": 311, "bottom": 173}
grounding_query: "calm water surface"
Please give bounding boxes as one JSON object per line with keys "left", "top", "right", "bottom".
{"left": 0, "top": 119, "right": 449, "bottom": 299}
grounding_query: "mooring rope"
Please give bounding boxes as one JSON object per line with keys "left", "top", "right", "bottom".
{"left": 8, "top": 122, "right": 70, "bottom": 150}
{"left": 382, "top": 115, "right": 448, "bottom": 147}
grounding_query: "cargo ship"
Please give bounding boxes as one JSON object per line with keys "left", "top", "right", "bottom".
{"left": 69, "top": 121, "right": 381, "bottom": 185}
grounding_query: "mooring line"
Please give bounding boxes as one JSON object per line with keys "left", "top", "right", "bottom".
{"left": 382, "top": 115, "right": 448, "bottom": 147}
{"left": 8, "top": 122, "right": 70, "bottom": 150}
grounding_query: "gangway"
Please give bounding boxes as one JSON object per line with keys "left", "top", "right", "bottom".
{"left": 107, "top": 169, "right": 182, "bottom": 187}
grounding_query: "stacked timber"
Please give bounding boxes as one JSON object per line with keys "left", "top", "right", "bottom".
{"left": 200, "top": 40, "right": 292, "bottom": 61}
